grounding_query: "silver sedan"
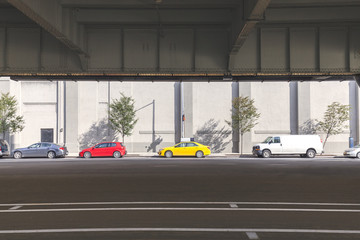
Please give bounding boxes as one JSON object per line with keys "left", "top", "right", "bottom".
{"left": 343, "top": 145, "right": 360, "bottom": 158}
{"left": 12, "top": 142, "right": 68, "bottom": 159}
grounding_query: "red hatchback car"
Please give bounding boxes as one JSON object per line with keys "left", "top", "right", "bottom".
{"left": 79, "top": 142, "right": 127, "bottom": 158}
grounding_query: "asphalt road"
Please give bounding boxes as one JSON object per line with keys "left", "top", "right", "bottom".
{"left": 0, "top": 156, "right": 360, "bottom": 239}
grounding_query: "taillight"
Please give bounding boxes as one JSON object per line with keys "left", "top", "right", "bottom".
{"left": 60, "top": 147, "right": 64, "bottom": 150}
{"left": 0, "top": 146, "right": 1, "bottom": 151}
{"left": 207, "top": 147, "right": 210, "bottom": 150}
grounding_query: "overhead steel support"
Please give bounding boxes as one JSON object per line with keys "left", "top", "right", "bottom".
{"left": 6, "top": 0, "right": 89, "bottom": 70}
{"left": 228, "top": 0, "right": 271, "bottom": 71}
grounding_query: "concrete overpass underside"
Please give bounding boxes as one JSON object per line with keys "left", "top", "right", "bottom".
{"left": 0, "top": 0, "right": 360, "bottom": 82}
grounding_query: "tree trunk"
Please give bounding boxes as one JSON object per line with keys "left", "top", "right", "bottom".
{"left": 240, "top": 133, "right": 244, "bottom": 156}
{"left": 322, "top": 134, "right": 330, "bottom": 154}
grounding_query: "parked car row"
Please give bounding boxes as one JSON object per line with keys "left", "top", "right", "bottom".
{"left": 2, "top": 135, "right": 360, "bottom": 159}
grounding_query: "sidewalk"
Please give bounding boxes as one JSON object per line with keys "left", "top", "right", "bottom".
{"left": 67, "top": 152, "right": 340, "bottom": 158}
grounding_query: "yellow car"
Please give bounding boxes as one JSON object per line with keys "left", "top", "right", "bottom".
{"left": 158, "top": 141, "right": 211, "bottom": 158}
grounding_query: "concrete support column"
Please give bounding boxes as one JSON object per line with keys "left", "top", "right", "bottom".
{"left": 174, "top": 82, "right": 181, "bottom": 143}
{"left": 297, "top": 82, "right": 312, "bottom": 134}
{"left": 349, "top": 81, "right": 359, "bottom": 145}
{"left": 238, "top": 82, "right": 252, "bottom": 153}
{"left": 290, "top": 82, "right": 298, "bottom": 134}
{"left": 182, "top": 82, "right": 193, "bottom": 138}
{"left": 64, "top": 81, "right": 78, "bottom": 154}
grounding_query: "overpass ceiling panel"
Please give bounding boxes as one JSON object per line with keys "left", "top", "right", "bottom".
{"left": 76, "top": 9, "right": 232, "bottom": 25}
{"left": 266, "top": 7, "right": 360, "bottom": 23}
{"left": 0, "top": 28, "right": 3, "bottom": 69}
{"left": 123, "top": 29, "right": 158, "bottom": 72}
{"left": 231, "top": 30, "right": 259, "bottom": 73}
{"left": 159, "top": 29, "right": 194, "bottom": 71}
{"left": 87, "top": 29, "right": 122, "bottom": 70}
{"left": 261, "top": 28, "right": 288, "bottom": 73}
{"left": 290, "top": 28, "right": 317, "bottom": 72}
{"left": 195, "top": 29, "right": 228, "bottom": 72}
{"left": 319, "top": 28, "right": 348, "bottom": 72}
{"left": 41, "top": 30, "right": 63, "bottom": 70}
{"left": 7, "top": 27, "right": 40, "bottom": 71}
{"left": 350, "top": 27, "right": 360, "bottom": 72}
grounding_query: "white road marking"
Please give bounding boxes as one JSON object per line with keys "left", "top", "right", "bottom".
{"left": 229, "top": 203, "right": 238, "bottom": 208}
{"left": 1, "top": 207, "right": 360, "bottom": 213}
{"left": 0, "top": 201, "right": 359, "bottom": 207}
{"left": 0, "top": 228, "right": 359, "bottom": 234}
{"left": 246, "top": 232, "right": 259, "bottom": 239}
{"left": 8, "top": 205, "right": 22, "bottom": 210}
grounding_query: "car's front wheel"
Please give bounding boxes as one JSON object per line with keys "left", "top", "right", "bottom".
{"left": 306, "top": 149, "right": 316, "bottom": 158}
{"left": 165, "top": 151, "right": 173, "bottom": 158}
{"left": 262, "top": 150, "right": 271, "bottom": 158}
{"left": 356, "top": 152, "right": 360, "bottom": 159}
{"left": 195, "top": 151, "right": 204, "bottom": 158}
{"left": 47, "top": 151, "right": 56, "bottom": 159}
{"left": 113, "top": 151, "right": 122, "bottom": 158}
{"left": 13, "top": 151, "right": 22, "bottom": 159}
{"left": 83, "top": 151, "right": 91, "bottom": 158}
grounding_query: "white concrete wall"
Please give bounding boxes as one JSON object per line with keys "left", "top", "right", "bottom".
{"left": 0, "top": 77, "right": 357, "bottom": 155}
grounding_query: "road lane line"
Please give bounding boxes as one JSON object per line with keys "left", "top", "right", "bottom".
{"left": 229, "top": 203, "right": 238, "bottom": 208}
{"left": 246, "top": 232, "right": 259, "bottom": 239}
{"left": 0, "top": 201, "right": 360, "bottom": 207}
{"left": 8, "top": 205, "right": 22, "bottom": 210}
{"left": 2, "top": 207, "right": 360, "bottom": 213}
{"left": 0, "top": 228, "right": 360, "bottom": 234}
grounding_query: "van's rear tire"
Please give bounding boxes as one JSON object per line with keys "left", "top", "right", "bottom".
{"left": 262, "top": 150, "right": 271, "bottom": 158}
{"left": 306, "top": 149, "right": 316, "bottom": 158}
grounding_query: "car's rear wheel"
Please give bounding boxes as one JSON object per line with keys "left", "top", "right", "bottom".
{"left": 306, "top": 149, "right": 316, "bottom": 158}
{"left": 47, "top": 151, "right": 56, "bottom": 159}
{"left": 262, "top": 150, "right": 271, "bottom": 158}
{"left": 195, "top": 151, "right": 204, "bottom": 158}
{"left": 113, "top": 151, "right": 122, "bottom": 158}
{"left": 13, "top": 151, "right": 22, "bottom": 159}
{"left": 165, "top": 151, "right": 173, "bottom": 158}
{"left": 83, "top": 151, "right": 91, "bottom": 158}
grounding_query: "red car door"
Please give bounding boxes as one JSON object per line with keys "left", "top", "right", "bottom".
{"left": 91, "top": 143, "right": 107, "bottom": 157}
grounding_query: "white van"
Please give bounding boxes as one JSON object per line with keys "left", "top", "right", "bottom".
{"left": 252, "top": 135, "right": 323, "bottom": 158}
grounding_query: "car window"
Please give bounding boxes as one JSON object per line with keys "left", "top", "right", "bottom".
{"left": 95, "top": 143, "right": 108, "bottom": 148}
{"left": 274, "top": 137, "right": 281, "bottom": 143}
{"left": 175, "top": 143, "right": 186, "bottom": 148}
{"left": 29, "top": 143, "right": 41, "bottom": 148}
{"left": 186, "top": 143, "right": 198, "bottom": 147}
{"left": 41, "top": 143, "right": 51, "bottom": 148}
{"left": 109, "top": 143, "right": 116, "bottom": 147}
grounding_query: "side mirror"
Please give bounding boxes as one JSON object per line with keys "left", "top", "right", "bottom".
{"left": 92, "top": 147, "right": 94, "bottom": 150}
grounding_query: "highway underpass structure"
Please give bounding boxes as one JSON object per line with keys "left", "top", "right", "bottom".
{"left": 1, "top": 0, "right": 360, "bottom": 154}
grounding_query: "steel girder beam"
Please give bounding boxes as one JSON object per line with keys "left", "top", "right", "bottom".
{"left": 6, "top": 0, "right": 88, "bottom": 69}
{"left": 228, "top": 0, "right": 271, "bottom": 71}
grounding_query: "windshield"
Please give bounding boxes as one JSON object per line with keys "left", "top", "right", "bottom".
{"left": 262, "top": 137, "right": 273, "bottom": 143}
{"left": 354, "top": 144, "right": 360, "bottom": 148}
